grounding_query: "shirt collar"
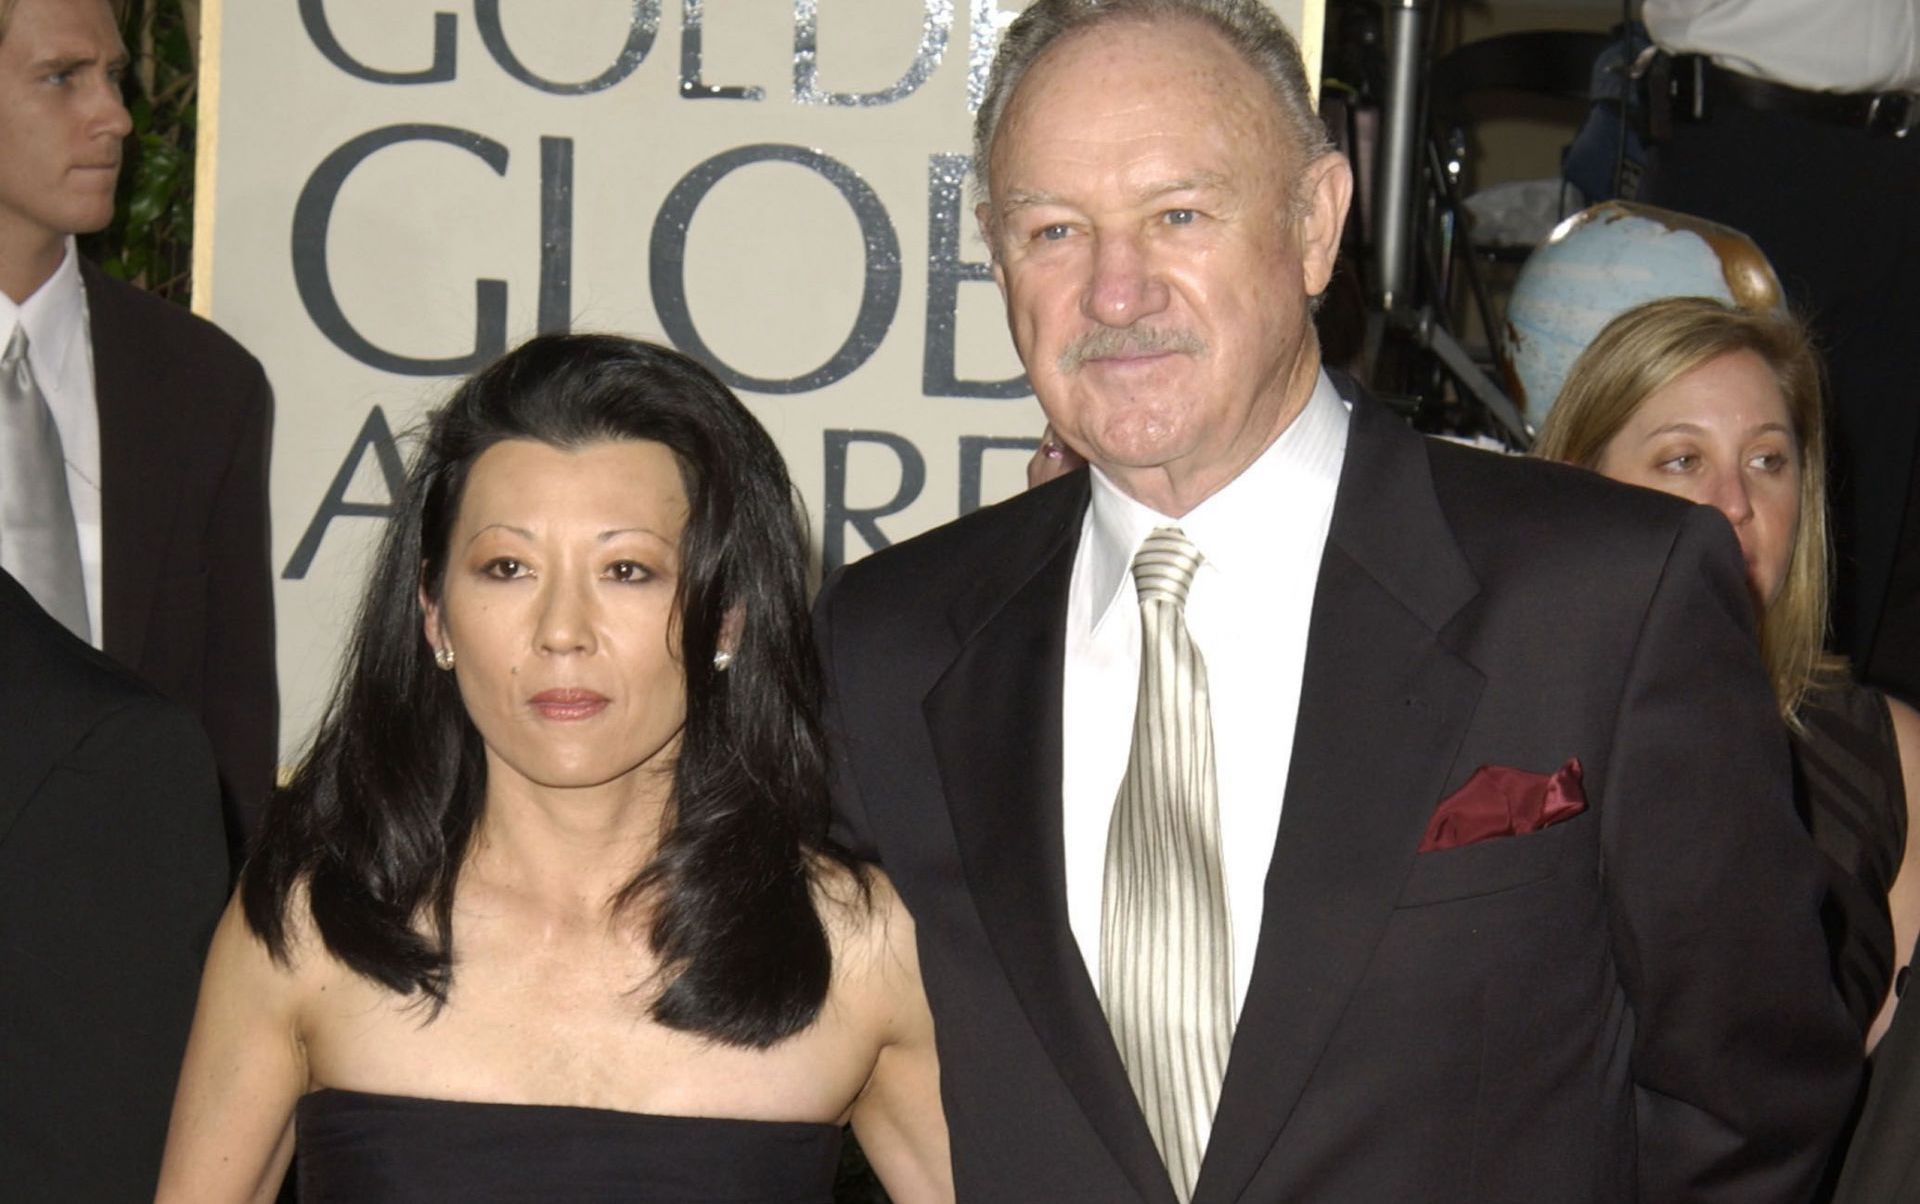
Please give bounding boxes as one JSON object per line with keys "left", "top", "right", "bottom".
{"left": 1081, "top": 370, "right": 1350, "bottom": 633}
{"left": 0, "top": 238, "right": 86, "bottom": 379}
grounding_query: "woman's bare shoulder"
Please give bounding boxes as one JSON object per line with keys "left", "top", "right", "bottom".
{"left": 811, "top": 859, "right": 920, "bottom": 1011}
{"left": 1885, "top": 693, "right": 1920, "bottom": 762}
{"left": 207, "top": 875, "right": 350, "bottom": 1012}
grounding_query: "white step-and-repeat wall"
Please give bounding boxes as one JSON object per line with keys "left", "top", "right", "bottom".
{"left": 192, "top": 0, "right": 1320, "bottom": 762}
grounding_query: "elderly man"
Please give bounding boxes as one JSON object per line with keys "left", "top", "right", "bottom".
{"left": 814, "top": 1, "right": 1858, "bottom": 1201}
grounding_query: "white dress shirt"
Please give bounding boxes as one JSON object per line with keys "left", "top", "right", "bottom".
{"left": 0, "top": 239, "right": 104, "bottom": 643}
{"left": 1645, "top": 0, "right": 1920, "bottom": 94}
{"left": 1063, "top": 371, "right": 1349, "bottom": 1021}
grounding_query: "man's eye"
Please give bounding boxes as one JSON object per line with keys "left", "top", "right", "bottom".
{"left": 1164, "top": 208, "right": 1198, "bottom": 226}
{"left": 1037, "top": 223, "right": 1072, "bottom": 242}
{"left": 606, "top": 560, "right": 651, "bottom": 583}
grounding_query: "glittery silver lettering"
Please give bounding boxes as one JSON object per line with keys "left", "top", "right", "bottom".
{"left": 968, "top": 0, "right": 1018, "bottom": 112}
{"left": 475, "top": 0, "right": 661, "bottom": 95}
{"left": 649, "top": 144, "right": 902, "bottom": 393}
{"left": 924, "top": 152, "right": 1030, "bottom": 398}
{"left": 794, "top": 0, "right": 953, "bottom": 106}
{"left": 681, "top": 0, "right": 766, "bottom": 99}
{"left": 538, "top": 137, "right": 573, "bottom": 333}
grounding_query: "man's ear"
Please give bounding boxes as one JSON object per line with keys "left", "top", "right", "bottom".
{"left": 1297, "top": 152, "right": 1354, "bottom": 300}
{"left": 976, "top": 201, "right": 1008, "bottom": 296}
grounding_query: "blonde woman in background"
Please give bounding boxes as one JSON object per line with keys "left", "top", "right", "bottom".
{"left": 1536, "top": 296, "right": 1920, "bottom": 1048}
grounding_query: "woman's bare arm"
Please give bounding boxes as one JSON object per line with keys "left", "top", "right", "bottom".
{"left": 1869, "top": 695, "right": 1920, "bottom": 1051}
{"left": 846, "top": 876, "right": 953, "bottom": 1203}
{"left": 154, "top": 893, "right": 310, "bottom": 1203}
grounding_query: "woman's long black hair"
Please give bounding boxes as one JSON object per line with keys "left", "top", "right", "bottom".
{"left": 243, "top": 334, "right": 854, "bottom": 1048}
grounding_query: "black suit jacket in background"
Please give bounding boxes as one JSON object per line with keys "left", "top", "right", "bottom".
{"left": 81, "top": 260, "right": 277, "bottom": 841}
{"left": 0, "top": 570, "right": 229, "bottom": 1201}
{"left": 1830, "top": 927, "right": 1920, "bottom": 1201}
{"left": 816, "top": 384, "right": 1860, "bottom": 1203}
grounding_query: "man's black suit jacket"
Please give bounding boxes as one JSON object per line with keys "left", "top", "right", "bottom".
{"left": 816, "top": 385, "right": 1860, "bottom": 1203}
{"left": 0, "top": 570, "right": 228, "bottom": 1200}
{"left": 80, "top": 260, "right": 277, "bottom": 839}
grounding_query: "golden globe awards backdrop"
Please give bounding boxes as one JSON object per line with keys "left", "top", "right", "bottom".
{"left": 192, "top": 0, "right": 1321, "bottom": 761}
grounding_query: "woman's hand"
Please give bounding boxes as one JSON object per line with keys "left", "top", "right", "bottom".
{"left": 1027, "top": 425, "right": 1087, "bottom": 490}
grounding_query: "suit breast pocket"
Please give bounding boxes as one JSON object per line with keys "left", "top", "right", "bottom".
{"left": 1395, "top": 809, "right": 1590, "bottom": 908}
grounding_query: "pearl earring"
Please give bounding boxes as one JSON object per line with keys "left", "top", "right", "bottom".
{"left": 434, "top": 647, "right": 455, "bottom": 671}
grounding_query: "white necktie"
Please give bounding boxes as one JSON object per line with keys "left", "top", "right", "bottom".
{"left": 1101, "top": 526, "right": 1233, "bottom": 1201}
{"left": 0, "top": 326, "right": 89, "bottom": 640}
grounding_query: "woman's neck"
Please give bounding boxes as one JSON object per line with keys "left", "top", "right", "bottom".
{"left": 465, "top": 769, "right": 672, "bottom": 921}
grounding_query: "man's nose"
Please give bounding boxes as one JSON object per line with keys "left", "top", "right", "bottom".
{"left": 93, "top": 74, "right": 133, "bottom": 141}
{"left": 1082, "top": 230, "right": 1170, "bottom": 327}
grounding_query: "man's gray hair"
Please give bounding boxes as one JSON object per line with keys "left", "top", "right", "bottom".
{"left": 973, "top": 0, "right": 1333, "bottom": 202}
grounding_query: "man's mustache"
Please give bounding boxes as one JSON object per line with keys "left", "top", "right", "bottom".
{"left": 1058, "top": 326, "right": 1205, "bottom": 374}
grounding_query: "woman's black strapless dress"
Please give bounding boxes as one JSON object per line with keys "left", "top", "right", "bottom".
{"left": 1792, "top": 677, "right": 1909, "bottom": 1035}
{"left": 296, "top": 1089, "right": 843, "bottom": 1203}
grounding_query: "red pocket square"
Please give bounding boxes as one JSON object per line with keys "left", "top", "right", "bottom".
{"left": 1418, "top": 759, "right": 1586, "bottom": 853}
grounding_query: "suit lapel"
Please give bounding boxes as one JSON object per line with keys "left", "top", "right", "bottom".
{"left": 1195, "top": 391, "right": 1486, "bottom": 1203}
{"left": 923, "top": 475, "right": 1179, "bottom": 1204}
{"left": 82, "top": 261, "right": 171, "bottom": 668}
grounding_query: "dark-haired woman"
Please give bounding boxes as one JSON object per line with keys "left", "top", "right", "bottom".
{"left": 155, "top": 336, "right": 951, "bottom": 1202}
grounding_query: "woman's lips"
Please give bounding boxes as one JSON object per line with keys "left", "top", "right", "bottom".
{"left": 529, "top": 689, "right": 609, "bottom": 721}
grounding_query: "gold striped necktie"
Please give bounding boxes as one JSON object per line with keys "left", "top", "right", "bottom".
{"left": 1100, "top": 525, "right": 1232, "bottom": 1200}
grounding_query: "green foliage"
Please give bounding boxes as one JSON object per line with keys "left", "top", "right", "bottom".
{"left": 77, "top": 0, "right": 198, "bottom": 304}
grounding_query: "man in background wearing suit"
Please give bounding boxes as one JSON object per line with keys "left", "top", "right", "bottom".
{"left": 0, "top": 567, "right": 228, "bottom": 1198}
{"left": 815, "top": 1, "right": 1858, "bottom": 1200}
{"left": 0, "top": 0, "right": 275, "bottom": 840}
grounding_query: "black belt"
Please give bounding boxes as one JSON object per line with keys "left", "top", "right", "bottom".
{"left": 1659, "top": 53, "right": 1919, "bottom": 139}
